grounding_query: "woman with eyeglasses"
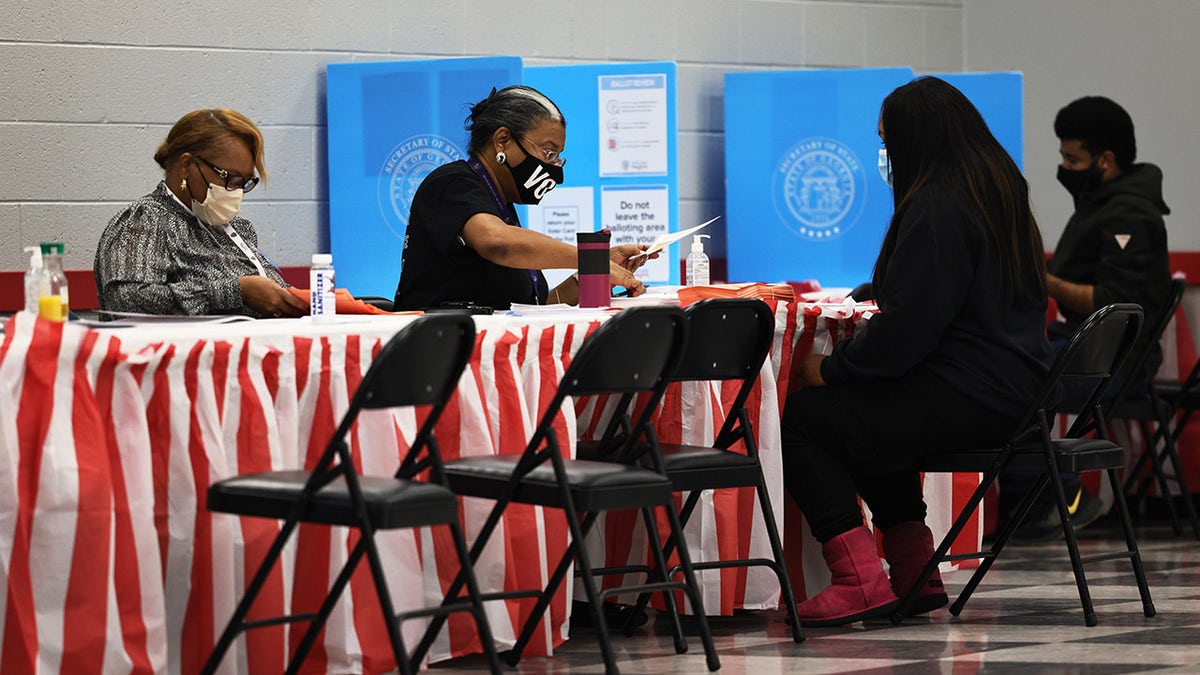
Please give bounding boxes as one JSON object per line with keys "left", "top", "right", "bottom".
{"left": 94, "top": 108, "right": 309, "bottom": 318}
{"left": 392, "top": 85, "right": 653, "bottom": 311}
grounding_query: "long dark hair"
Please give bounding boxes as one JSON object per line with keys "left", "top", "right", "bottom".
{"left": 872, "top": 77, "right": 1045, "bottom": 305}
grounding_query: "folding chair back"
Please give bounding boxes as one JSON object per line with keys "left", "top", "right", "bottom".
{"left": 355, "top": 312, "right": 474, "bottom": 410}
{"left": 556, "top": 305, "right": 686, "bottom": 396}
{"left": 1106, "top": 276, "right": 1185, "bottom": 408}
{"left": 900, "top": 303, "right": 1156, "bottom": 628}
{"left": 1051, "top": 302, "right": 1147, "bottom": 437}
{"left": 674, "top": 298, "right": 775, "bottom": 382}
{"left": 548, "top": 305, "right": 688, "bottom": 461}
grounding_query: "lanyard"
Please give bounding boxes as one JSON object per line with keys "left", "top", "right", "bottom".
{"left": 467, "top": 156, "right": 545, "bottom": 303}
{"left": 222, "top": 222, "right": 268, "bottom": 278}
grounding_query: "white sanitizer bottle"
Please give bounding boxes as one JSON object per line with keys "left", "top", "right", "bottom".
{"left": 23, "top": 246, "right": 43, "bottom": 314}
{"left": 685, "top": 234, "right": 711, "bottom": 286}
{"left": 309, "top": 253, "right": 336, "bottom": 323}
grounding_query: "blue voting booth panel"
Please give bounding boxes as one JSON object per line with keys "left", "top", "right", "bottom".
{"left": 935, "top": 72, "right": 1024, "bottom": 170}
{"left": 725, "top": 68, "right": 913, "bottom": 288}
{"left": 326, "top": 56, "right": 523, "bottom": 297}
{"left": 524, "top": 62, "right": 680, "bottom": 285}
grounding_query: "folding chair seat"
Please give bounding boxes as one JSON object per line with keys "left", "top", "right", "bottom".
{"left": 202, "top": 314, "right": 501, "bottom": 675}
{"left": 580, "top": 298, "right": 803, "bottom": 642}
{"left": 409, "top": 306, "right": 721, "bottom": 675}
{"left": 894, "top": 303, "right": 1156, "bottom": 627}
{"left": 1100, "top": 277, "right": 1200, "bottom": 538}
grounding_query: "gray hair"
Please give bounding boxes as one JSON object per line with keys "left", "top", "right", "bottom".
{"left": 465, "top": 85, "right": 565, "bottom": 154}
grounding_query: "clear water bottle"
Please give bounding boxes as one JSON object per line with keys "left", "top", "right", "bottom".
{"left": 309, "top": 253, "right": 336, "bottom": 323}
{"left": 23, "top": 245, "right": 43, "bottom": 314}
{"left": 685, "top": 234, "right": 711, "bottom": 287}
{"left": 38, "top": 241, "right": 69, "bottom": 322}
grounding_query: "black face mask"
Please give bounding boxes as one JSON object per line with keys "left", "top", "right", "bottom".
{"left": 1056, "top": 161, "right": 1104, "bottom": 199}
{"left": 506, "top": 154, "right": 563, "bottom": 204}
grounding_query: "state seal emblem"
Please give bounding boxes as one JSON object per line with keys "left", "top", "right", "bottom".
{"left": 378, "top": 134, "right": 465, "bottom": 239}
{"left": 773, "top": 137, "right": 867, "bottom": 241}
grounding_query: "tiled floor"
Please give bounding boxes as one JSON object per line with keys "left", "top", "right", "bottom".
{"left": 435, "top": 518, "right": 1200, "bottom": 673}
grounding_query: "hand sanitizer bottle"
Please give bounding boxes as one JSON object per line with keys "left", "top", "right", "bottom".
{"left": 685, "top": 234, "right": 711, "bottom": 286}
{"left": 309, "top": 253, "right": 336, "bottom": 323}
{"left": 23, "top": 246, "right": 43, "bottom": 314}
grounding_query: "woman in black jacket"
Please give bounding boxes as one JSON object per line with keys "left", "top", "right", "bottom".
{"left": 782, "top": 77, "right": 1054, "bottom": 626}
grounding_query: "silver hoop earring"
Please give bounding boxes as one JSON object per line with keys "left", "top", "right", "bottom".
{"left": 496, "top": 151, "right": 507, "bottom": 165}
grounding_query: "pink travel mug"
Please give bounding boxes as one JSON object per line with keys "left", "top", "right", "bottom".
{"left": 577, "top": 230, "right": 611, "bottom": 308}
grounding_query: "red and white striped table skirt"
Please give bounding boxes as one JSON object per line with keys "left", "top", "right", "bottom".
{"left": 0, "top": 301, "right": 981, "bottom": 674}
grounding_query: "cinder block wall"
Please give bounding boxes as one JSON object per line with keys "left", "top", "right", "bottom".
{"left": 0, "top": 0, "right": 963, "bottom": 275}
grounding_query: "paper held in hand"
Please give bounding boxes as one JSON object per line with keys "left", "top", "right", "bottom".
{"left": 631, "top": 216, "right": 720, "bottom": 260}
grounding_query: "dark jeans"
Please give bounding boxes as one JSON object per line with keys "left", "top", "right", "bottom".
{"left": 781, "top": 368, "right": 1019, "bottom": 543}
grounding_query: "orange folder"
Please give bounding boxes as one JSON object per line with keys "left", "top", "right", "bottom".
{"left": 286, "top": 288, "right": 423, "bottom": 316}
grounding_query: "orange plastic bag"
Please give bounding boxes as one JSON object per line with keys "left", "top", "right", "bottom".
{"left": 286, "top": 288, "right": 422, "bottom": 315}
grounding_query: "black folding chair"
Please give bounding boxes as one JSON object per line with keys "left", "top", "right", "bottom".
{"left": 581, "top": 298, "right": 802, "bottom": 642}
{"left": 1105, "top": 278, "right": 1200, "bottom": 538}
{"left": 1157, "top": 353, "right": 1200, "bottom": 518}
{"left": 409, "top": 306, "right": 721, "bottom": 675}
{"left": 201, "top": 314, "right": 501, "bottom": 675}
{"left": 1158, "top": 354, "right": 1200, "bottom": 440}
{"left": 894, "top": 303, "right": 1156, "bottom": 627}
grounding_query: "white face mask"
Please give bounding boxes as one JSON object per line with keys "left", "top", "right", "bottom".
{"left": 877, "top": 148, "right": 892, "bottom": 187}
{"left": 191, "top": 182, "right": 244, "bottom": 226}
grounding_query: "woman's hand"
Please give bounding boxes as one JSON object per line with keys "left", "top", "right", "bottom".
{"left": 611, "top": 244, "right": 659, "bottom": 272}
{"left": 239, "top": 275, "right": 310, "bottom": 317}
{"left": 799, "top": 353, "right": 827, "bottom": 388}
{"left": 609, "top": 262, "right": 646, "bottom": 297}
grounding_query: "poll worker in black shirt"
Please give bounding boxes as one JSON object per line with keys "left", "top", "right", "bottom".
{"left": 779, "top": 77, "right": 1054, "bottom": 627}
{"left": 393, "top": 85, "right": 652, "bottom": 311}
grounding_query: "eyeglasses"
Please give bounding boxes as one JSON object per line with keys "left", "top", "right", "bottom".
{"left": 516, "top": 136, "right": 566, "bottom": 168}
{"left": 195, "top": 155, "right": 261, "bottom": 193}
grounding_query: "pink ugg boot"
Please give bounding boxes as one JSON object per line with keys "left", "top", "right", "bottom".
{"left": 882, "top": 521, "right": 948, "bottom": 616}
{"left": 796, "top": 526, "right": 900, "bottom": 627}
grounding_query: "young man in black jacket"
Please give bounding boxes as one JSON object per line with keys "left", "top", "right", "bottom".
{"left": 1010, "top": 96, "right": 1172, "bottom": 542}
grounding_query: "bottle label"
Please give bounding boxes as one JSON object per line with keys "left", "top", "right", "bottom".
{"left": 310, "top": 268, "right": 336, "bottom": 321}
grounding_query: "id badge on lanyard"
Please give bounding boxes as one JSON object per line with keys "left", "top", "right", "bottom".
{"left": 222, "top": 223, "right": 268, "bottom": 277}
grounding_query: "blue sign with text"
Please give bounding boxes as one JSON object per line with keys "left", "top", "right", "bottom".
{"left": 725, "top": 67, "right": 913, "bottom": 287}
